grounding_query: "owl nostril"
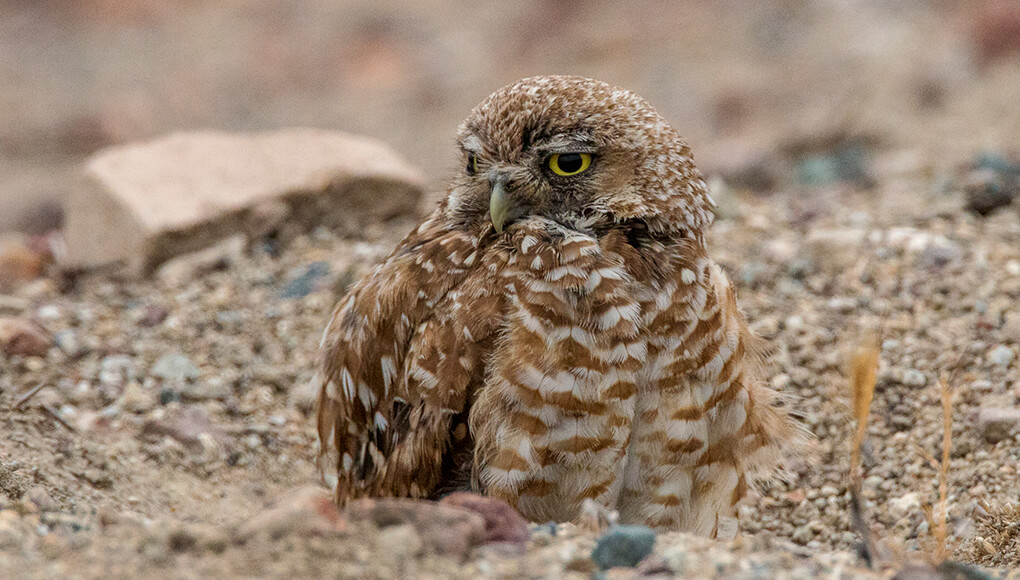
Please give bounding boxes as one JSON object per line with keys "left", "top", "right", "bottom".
{"left": 489, "top": 173, "right": 514, "bottom": 191}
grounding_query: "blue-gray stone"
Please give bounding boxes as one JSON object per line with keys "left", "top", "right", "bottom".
{"left": 975, "top": 152, "right": 1020, "bottom": 176}
{"left": 279, "top": 261, "right": 331, "bottom": 298}
{"left": 591, "top": 525, "right": 656, "bottom": 570}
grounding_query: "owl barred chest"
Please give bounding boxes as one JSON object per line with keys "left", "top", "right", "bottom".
{"left": 316, "top": 76, "right": 801, "bottom": 535}
{"left": 475, "top": 219, "right": 754, "bottom": 533}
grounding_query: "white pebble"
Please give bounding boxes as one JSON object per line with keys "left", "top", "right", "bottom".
{"left": 988, "top": 345, "right": 1015, "bottom": 367}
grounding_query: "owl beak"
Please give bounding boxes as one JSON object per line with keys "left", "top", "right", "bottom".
{"left": 489, "top": 176, "right": 511, "bottom": 233}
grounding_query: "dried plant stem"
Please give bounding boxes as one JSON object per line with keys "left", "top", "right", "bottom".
{"left": 40, "top": 404, "right": 78, "bottom": 433}
{"left": 933, "top": 376, "right": 952, "bottom": 563}
{"left": 847, "top": 335, "right": 880, "bottom": 568}
{"left": 13, "top": 382, "right": 47, "bottom": 409}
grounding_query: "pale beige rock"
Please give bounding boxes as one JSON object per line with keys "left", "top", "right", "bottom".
{"left": 805, "top": 227, "right": 867, "bottom": 271}
{"left": 978, "top": 407, "right": 1020, "bottom": 444}
{"left": 64, "top": 129, "right": 425, "bottom": 275}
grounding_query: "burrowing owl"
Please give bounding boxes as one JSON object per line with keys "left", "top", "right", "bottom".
{"left": 316, "top": 75, "right": 802, "bottom": 535}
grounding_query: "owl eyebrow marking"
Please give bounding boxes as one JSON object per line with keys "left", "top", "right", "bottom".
{"left": 538, "top": 133, "right": 597, "bottom": 153}
{"left": 461, "top": 134, "right": 483, "bottom": 153}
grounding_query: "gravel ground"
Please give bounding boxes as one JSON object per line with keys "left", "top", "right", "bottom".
{"left": 3, "top": 3, "right": 1020, "bottom": 575}
{"left": 2, "top": 147, "right": 1020, "bottom": 577}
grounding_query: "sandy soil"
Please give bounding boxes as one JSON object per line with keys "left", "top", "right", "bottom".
{"left": 2, "top": 1, "right": 1020, "bottom": 578}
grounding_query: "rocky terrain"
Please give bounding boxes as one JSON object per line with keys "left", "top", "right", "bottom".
{"left": 3, "top": 1, "right": 1020, "bottom": 578}
{"left": 3, "top": 139, "right": 1020, "bottom": 577}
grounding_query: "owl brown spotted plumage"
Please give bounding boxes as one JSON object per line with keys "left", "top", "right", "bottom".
{"left": 315, "top": 75, "right": 804, "bottom": 536}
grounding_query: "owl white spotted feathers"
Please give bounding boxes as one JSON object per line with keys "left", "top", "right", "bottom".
{"left": 315, "top": 75, "right": 803, "bottom": 536}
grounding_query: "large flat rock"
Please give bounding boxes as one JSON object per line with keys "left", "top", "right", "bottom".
{"left": 64, "top": 129, "right": 425, "bottom": 275}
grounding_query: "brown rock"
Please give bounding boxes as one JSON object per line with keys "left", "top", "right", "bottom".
{"left": 346, "top": 498, "right": 486, "bottom": 560}
{"left": 238, "top": 486, "right": 345, "bottom": 541}
{"left": 64, "top": 129, "right": 425, "bottom": 275}
{"left": 971, "top": 1, "right": 1020, "bottom": 63}
{"left": 439, "top": 492, "right": 530, "bottom": 545}
{"left": 0, "top": 237, "right": 50, "bottom": 293}
{"left": 140, "top": 406, "right": 230, "bottom": 452}
{"left": 0, "top": 316, "right": 53, "bottom": 357}
{"left": 978, "top": 407, "right": 1020, "bottom": 444}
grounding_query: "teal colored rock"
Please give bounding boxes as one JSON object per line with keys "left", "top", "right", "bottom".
{"left": 591, "top": 525, "right": 656, "bottom": 570}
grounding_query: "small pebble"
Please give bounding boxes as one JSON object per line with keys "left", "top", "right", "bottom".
{"left": 889, "top": 492, "right": 922, "bottom": 520}
{"left": 901, "top": 369, "right": 926, "bottom": 387}
{"left": 151, "top": 353, "right": 200, "bottom": 383}
{"left": 591, "top": 525, "right": 656, "bottom": 570}
{"left": 988, "top": 345, "right": 1015, "bottom": 367}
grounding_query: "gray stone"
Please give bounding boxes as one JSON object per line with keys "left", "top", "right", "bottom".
{"left": 279, "top": 261, "right": 331, "bottom": 299}
{"left": 916, "top": 237, "right": 963, "bottom": 268}
{"left": 64, "top": 129, "right": 425, "bottom": 275}
{"left": 901, "top": 369, "right": 927, "bottom": 387}
{"left": 591, "top": 525, "right": 656, "bottom": 570}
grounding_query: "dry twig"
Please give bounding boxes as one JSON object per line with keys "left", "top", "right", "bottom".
{"left": 921, "top": 376, "right": 953, "bottom": 564}
{"left": 847, "top": 334, "right": 880, "bottom": 568}
{"left": 13, "top": 382, "right": 47, "bottom": 409}
{"left": 40, "top": 404, "right": 77, "bottom": 433}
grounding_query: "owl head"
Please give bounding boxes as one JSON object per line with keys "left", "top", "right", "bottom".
{"left": 447, "top": 76, "right": 715, "bottom": 241}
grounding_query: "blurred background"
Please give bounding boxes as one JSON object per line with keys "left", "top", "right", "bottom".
{"left": 2, "top": 0, "right": 1019, "bottom": 233}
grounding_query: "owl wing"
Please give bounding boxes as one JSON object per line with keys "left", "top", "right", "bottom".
{"left": 316, "top": 210, "right": 506, "bottom": 502}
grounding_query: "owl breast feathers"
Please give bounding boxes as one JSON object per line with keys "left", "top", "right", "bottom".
{"left": 315, "top": 75, "right": 804, "bottom": 536}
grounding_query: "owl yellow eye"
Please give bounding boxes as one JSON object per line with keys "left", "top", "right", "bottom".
{"left": 547, "top": 153, "right": 592, "bottom": 176}
{"left": 466, "top": 154, "right": 479, "bottom": 175}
